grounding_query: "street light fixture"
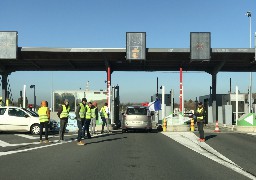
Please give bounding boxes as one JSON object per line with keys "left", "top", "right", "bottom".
{"left": 245, "top": 11, "right": 252, "bottom": 113}
{"left": 30, "top": 85, "right": 36, "bottom": 111}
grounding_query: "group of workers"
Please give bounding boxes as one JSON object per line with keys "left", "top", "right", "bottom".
{"left": 37, "top": 98, "right": 205, "bottom": 144}
{"left": 37, "top": 98, "right": 109, "bottom": 146}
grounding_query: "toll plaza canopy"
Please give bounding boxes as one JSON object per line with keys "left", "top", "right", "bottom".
{"left": 0, "top": 47, "right": 255, "bottom": 73}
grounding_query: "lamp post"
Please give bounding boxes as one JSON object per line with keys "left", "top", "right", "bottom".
{"left": 30, "top": 85, "right": 36, "bottom": 111}
{"left": 246, "top": 11, "right": 252, "bottom": 113}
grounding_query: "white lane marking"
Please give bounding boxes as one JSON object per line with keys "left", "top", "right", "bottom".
{"left": 14, "top": 134, "right": 59, "bottom": 139}
{"left": 162, "top": 132, "right": 256, "bottom": 180}
{"left": 15, "top": 134, "right": 38, "bottom": 139}
{"left": 0, "top": 140, "right": 11, "bottom": 147}
{"left": 0, "top": 139, "right": 42, "bottom": 147}
{"left": 0, "top": 134, "right": 76, "bottom": 147}
{"left": 0, "top": 141, "right": 68, "bottom": 157}
{"left": 247, "top": 133, "right": 256, "bottom": 136}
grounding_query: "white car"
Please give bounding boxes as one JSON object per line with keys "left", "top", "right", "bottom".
{"left": 0, "top": 106, "right": 47, "bottom": 135}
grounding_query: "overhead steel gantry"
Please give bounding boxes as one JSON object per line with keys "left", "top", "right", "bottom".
{"left": 0, "top": 47, "right": 255, "bottom": 122}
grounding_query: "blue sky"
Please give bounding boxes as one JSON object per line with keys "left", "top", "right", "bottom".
{"left": 1, "top": 0, "right": 256, "bottom": 105}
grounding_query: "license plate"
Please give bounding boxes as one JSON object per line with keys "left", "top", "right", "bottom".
{"left": 132, "top": 121, "right": 142, "bottom": 124}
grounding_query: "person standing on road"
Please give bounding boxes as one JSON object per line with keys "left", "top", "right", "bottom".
{"left": 100, "top": 102, "right": 109, "bottom": 134}
{"left": 195, "top": 102, "right": 205, "bottom": 142}
{"left": 57, "top": 99, "right": 70, "bottom": 142}
{"left": 83, "top": 101, "right": 92, "bottom": 139}
{"left": 75, "top": 98, "right": 86, "bottom": 145}
{"left": 90, "top": 102, "right": 98, "bottom": 135}
{"left": 38, "top": 100, "right": 50, "bottom": 143}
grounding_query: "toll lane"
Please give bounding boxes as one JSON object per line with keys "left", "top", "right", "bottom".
{"left": 0, "top": 132, "right": 255, "bottom": 180}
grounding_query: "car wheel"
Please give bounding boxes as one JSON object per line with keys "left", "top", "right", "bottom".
{"left": 31, "top": 124, "right": 40, "bottom": 135}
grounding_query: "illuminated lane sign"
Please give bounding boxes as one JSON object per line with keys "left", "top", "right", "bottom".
{"left": 190, "top": 32, "right": 211, "bottom": 61}
{"left": 126, "top": 32, "right": 146, "bottom": 60}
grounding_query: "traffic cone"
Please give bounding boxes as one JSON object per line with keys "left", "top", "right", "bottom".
{"left": 214, "top": 121, "right": 221, "bottom": 132}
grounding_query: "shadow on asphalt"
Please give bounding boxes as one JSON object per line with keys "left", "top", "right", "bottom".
{"left": 205, "top": 134, "right": 217, "bottom": 141}
{"left": 85, "top": 136, "right": 128, "bottom": 145}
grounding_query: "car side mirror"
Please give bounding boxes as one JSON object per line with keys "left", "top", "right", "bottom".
{"left": 24, "top": 114, "right": 29, "bottom": 118}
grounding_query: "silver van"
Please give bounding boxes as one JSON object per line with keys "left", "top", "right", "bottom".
{"left": 122, "top": 106, "right": 152, "bottom": 132}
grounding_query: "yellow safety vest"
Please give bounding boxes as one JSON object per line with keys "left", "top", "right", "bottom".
{"left": 197, "top": 107, "right": 204, "bottom": 121}
{"left": 85, "top": 105, "right": 91, "bottom": 119}
{"left": 38, "top": 107, "right": 49, "bottom": 122}
{"left": 79, "top": 103, "right": 85, "bottom": 118}
{"left": 100, "top": 106, "right": 108, "bottom": 118}
{"left": 91, "top": 107, "right": 96, "bottom": 118}
{"left": 60, "top": 105, "right": 70, "bottom": 118}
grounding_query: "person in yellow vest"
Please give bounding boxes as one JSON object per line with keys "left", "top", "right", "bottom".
{"left": 38, "top": 100, "right": 50, "bottom": 143}
{"left": 195, "top": 102, "right": 205, "bottom": 142}
{"left": 75, "top": 98, "right": 87, "bottom": 145}
{"left": 83, "top": 101, "right": 92, "bottom": 139}
{"left": 100, "top": 102, "right": 109, "bottom": 134}
{"left": 90, "top": 102, "right": 98, "bottom": 135}
{"left": 57, "top": 99, "right": 70, "bottom": 142}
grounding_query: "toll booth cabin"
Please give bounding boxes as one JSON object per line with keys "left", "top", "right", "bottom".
{"left": 199, "top": 93, "right": 253, "bottom": 125}
{"left": 150, "top": 93, "right": 173, "bottom": 124}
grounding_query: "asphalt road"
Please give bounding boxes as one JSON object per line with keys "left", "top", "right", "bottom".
{"left": 0, "top": 130, "right": 255, "bottom": 180}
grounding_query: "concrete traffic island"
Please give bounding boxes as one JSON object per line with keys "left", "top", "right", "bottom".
{"left": 166, "top": 124, "right": 190, "bottom": 132}
{"left": 164, "top": 114, "right": 190, "bottom": 132}
{"left": 236, "top": 113, "right": 256, "bottom": 133}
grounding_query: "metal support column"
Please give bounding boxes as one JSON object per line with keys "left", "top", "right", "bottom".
{"left": 1, "top": 73, "right": 8, "bottom": 106}
{"left": 212, "top": 73, "right": 217, "bottom": 123}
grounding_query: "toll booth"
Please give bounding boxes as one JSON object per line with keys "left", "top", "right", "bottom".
{"left": 199, "top": 93, "right": 250, "bottom": 125}
{"left": 111, "top": 85, "right": 120, "bottom": 128}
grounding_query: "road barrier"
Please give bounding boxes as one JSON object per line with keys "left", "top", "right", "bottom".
{"left": 163, "top": 118, "right": 167, "bottom": 132}
{"left": 190, "top": 118, "right": 194, "bottom": 132}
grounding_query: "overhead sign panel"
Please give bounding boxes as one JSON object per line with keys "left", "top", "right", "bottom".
{"left": 190, "top": 32, "right": 211, "bottom": 61}
{"left": 0, "top": 31, "right": 18, "bottom": 59}
{"left": 126, "top": 32, "right": 146, "bottom": 60}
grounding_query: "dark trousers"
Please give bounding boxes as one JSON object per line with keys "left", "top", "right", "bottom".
{"left": 197, "top": 121, "right": 204, "bottom": 139}
{"left": 59, "top": 119, "right": 68, "bottom": 140}
{"left": 101, "top": 117, "right": 107, "bottom": 132}
{"left": 83, "top": 119, "right": 91, "bottom": 138}
{"left": 40, "top": 122, "right": 48, "bottom": 140}
{"left": 77, "top": 118, "right": 85, "bottom": 142}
